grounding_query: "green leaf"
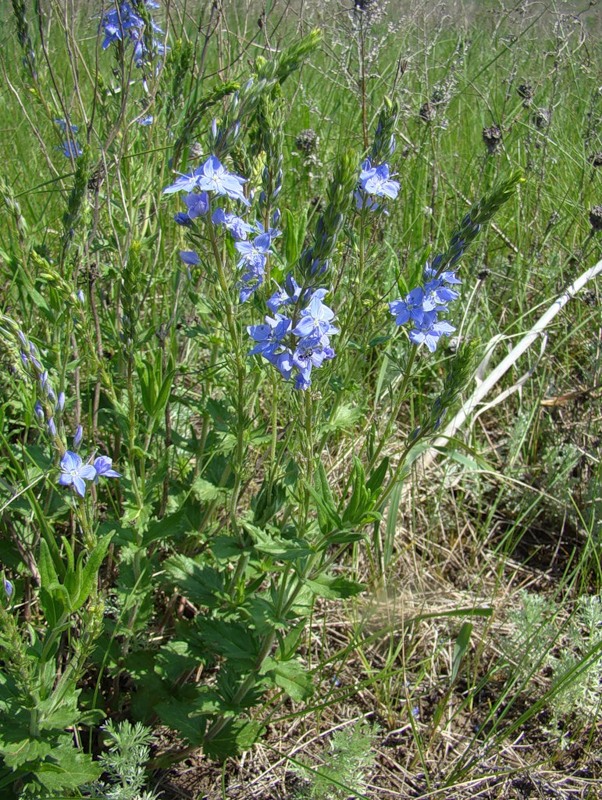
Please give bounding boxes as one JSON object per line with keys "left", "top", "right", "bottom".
{"left": 163, "top": 554, "right": 224, "bottom": 607}
{"left": 144, "top": 506, "right": 197, "bottom": 545}
{"left": 191, "top": 476, "right": 224, "bottom": 503}
{"left": 261, "top": 657, "right": 313, "bottom": 702}
{"left": 0, "top": 736, "right": 53, "bottom": 770}
{"left": 73, "top": 532, "right": 114, "bottom": 611}
{"left": 366, "top": 457, "right": 389, "bottom": 495}
{"left": 305, "top": 574, "right": 365, "bottom": 599}
{"left": 342, "top": 458, "right": 372, "bottom": 526}
{"left": 154, "top": 368, "right": 176, "bottom": 417}
{"left": 197, "top": 619, "right": 259, "bottom": 670}
{"left": 451, "top": 622, "right": 473, "bottom": 684}
{"left": 311, "top": 462, "right": 342, "bottom": 534}
{"left": 321, "top": 403, "right": 363, "bottom": 434}
{"left": 155, "top": 699, "right": 207, "bottom": 746}
{"left": 36, "top": 745, "right": 101, "bottom": 790}
{"left": 38, "top": 539, "right": 59, "bottom": 590}
{"left": 203, "top": 719, "right": 264, "bottom": 761}
{"left": 243, "top": 522, "right": 313, "bottom": 560}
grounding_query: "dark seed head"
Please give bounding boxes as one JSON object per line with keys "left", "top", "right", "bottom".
{"left": 588, "top": 152, "right": 602, "bottom": 168}
{"left": 430, "top": 85, "right": 448, "bottom": 106}
{"left": 589, "top": 205, "right": 602, "bottom": 232}
{"left": 533, "top": 107, "right": 551, "bottom": 130}
{"left": 419, "top": 102, "right": 435, "bottom": 123}
{"left": 517, "top": 83, "right": 534, "bottom": 107}
{"left": 482, "top": 125, "right": 502, "bottom": 154}
{"left": 477, "top": 268, "right": 491, "bottom": 280}
{"left": 295, "top": 128, "right": 319, "bottom": 155}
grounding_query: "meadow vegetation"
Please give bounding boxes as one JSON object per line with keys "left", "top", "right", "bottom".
{"left": 0, "top": 0, "right": 601, "bottom": 797}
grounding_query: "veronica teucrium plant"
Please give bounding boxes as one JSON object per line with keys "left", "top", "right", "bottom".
{"left": 0, "top": 4, "right": 524, "bottom": 789}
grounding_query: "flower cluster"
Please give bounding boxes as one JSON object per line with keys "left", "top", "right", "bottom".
{"left": 355, "top": 158, "right": 400, "bottom": 211}
{"left": 164, "top": 155, "right": 248, "bottom": 204}
{"left": 165, "top": 154, "right": 280, "bottom": 302}
{"left": 248, "top": 284, "right": 338, "bottom": 390}
{"left": 388, "top": 208, "right": 485, "bottom": 351}
{"left": 15, "top": 329, "right": 120, "bottom": 497}
{"left": 100, "top": 1, "right": 166, "bottom": 67}
{"left": 164, "top": 146, "right": 336, "bottom": 388}
{"left": 389, "top": 261, "right": 460, "bottom": 352}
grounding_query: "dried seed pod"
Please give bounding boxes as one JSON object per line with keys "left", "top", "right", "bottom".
{"left": 419, "top": 102, "right": 435, "bottom": 123}
{"left": 589, "top": 205, "right": 602, "bottom": 232}
{"left": 482, "top": 125, "right": 502, "bottom": 154}
{"left": 295, "top": 128, "right": 319, "bottom": 155}
{"left": 533, "top": 107, "right": 551, "bottom": 130}
{"left": 517, "top": 83, "right": 534, "bottom": 107}
{"left": 588, "top": 152, "right": 602, "bottom": 168}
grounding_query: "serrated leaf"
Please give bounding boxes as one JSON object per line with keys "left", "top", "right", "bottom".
{"left": 155, "top": 699, "right": 207, "bottom": 746}
{"left": 203, "top": 718, "right": 264, "bottom": 761}
{"left": 191, "top": 477, "right": 222, "bottom": 502}
{"left": 163, "top": 554, "right": 224, "bottom": 607}
{"left": 243, "top": 522, "right": 313, "bottom": 560}
{"left": 321, "top": 403, "right": 363, "bottom": 433}
{"left": 36, "top": 745, "right": 101, "bottom": 790}
{"left": 144, "top": 506, "right": 197, "bottom": 544}
{"left": 261, "top": 657, "right": 313, "bottom": 701}
{"left": 0, "top": 736, "right": 53, "bottom": 770}
{"left": 197, "top": 619, "right": 259, "bottom": 669}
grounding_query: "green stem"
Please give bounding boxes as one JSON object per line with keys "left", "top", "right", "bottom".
{"left": 368, "top": 343, "right": 418, "bottom": 470}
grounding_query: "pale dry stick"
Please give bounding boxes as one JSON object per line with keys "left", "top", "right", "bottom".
{"left": 412, "top": 256, "right": 602, "bottom": 489}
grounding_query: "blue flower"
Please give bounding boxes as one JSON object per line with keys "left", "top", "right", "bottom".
{"left": 253, "top": 220, "right": 282, "bottom": 240}
{"left": 184, "top": 191, "right": 210, "bottom": 219}
{"left": 137, "top": 114, "right": 154, "bottom": 126}
{"left": 179, "top": 251, "right": 200, "bottom": 265}
{"left": 93, "top": 456, "right": 121, "bottom": 480}
{"left": 60, "top": 141, "right": 83, "bottom": 159}
{"left": 291, "top": 293, "right": 338, "bottom": 343}
{"left": 163, "top": 156, "right": 249, "bottom": 206}
{"left": 359, "top": 159, "right": 400, "bottom": 200}
{"left": 248, "top": 316, "right": 293, "bottom": 378}
{"left": 408, "top": 316, "right": 456, "bottom": 353}
{"left": 292, "top": 338, "right": 335, "bottom": 388}
{"left": 267, "top": 273, "right": 303, "bottom": 313}
{"left": 101, "top": 2, "right": 165, "bottom": 66}
{"left": 354, "top": 190, "right": 381, "bottom": 212}
{"left": 390, "top": 287, "right": 434, "bottom": 326}
{"left": 3, "top": 578, "right": 13, "bottom": 599}
{"left": 55, "top": 118, "right": 78, "bottom": 134}
{"left": 58, "top": 451, "right": 97, "bottom": 497}
{"left": 73, "top": 425, "right": 83, "bottom": 449}
{"left": 424, "top": 262, "right": 462, "bottom": 285}
{"left": 235, "top": 232, "right": 272, "bottom": 271}
{"left": 174, "top": 212, "right": 192, "bottom": 226}
{"left": 212, "top": 208, "right": 253, "bottom": 240}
